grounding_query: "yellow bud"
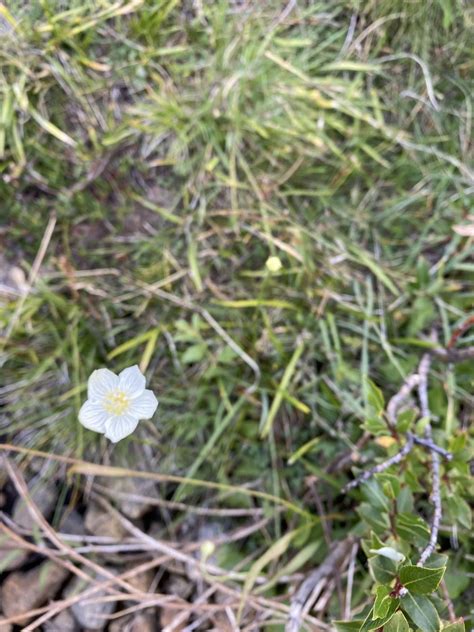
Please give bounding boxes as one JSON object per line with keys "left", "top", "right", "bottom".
{"left": 201, "top": 540, "right": 215, "bottom": 559}
{"left": 266, "top": 256, "right": 282, "bottom": 273}
{"left": 375, "top": 436, "right": 397, "bottom": 449}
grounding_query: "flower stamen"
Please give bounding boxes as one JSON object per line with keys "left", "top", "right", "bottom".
{"left": 103, "top": 390, "right": 130, "bottom": 416}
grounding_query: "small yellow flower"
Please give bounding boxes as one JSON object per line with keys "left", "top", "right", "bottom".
{"left": 265, "top": 255, "right": 282, "bottom": 273}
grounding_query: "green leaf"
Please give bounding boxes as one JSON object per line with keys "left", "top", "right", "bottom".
{"left": 396, "top": 409, "right": 417, "bottom": 433}
{"left": 443, "top": 568, "right": 469, "bottom": 599}
{"left": 397, "top": 487, "right": 414, "bottom": 514}
{"left": 399, "top": 565, "right": 445, "bottom": 595}
{"left": 373, "top": 585, "right": 391, "bottom": 618}
{"left": 415, "top": 416, "right": 431, "bottom": 434}
{"left": 360, "top": 598, "right": 399, "bottom": 631}
{"left": 333, "top": 621, "right": 364, "bottom": 632}
{"left": 416, "top": 257, "right": 430, "bottom": 288}
{"left": 181, "top": 343, "right": 208, "bottom": 363}
{"left": 287, "top": 437, "right": 321, "bottom": 465}
{"left": 384, "top": 611, "right": 411, "bottom": 632}
{"left": 366, "top": 378, "right": 385, "bottom": 413}
{"left": 442, "top": 619, "right": 466, "bottom": 632}
{"left": 377, "top": 473, "right": 401, "bottom": 499}
{"left": 260, "top": 340, "right": 305, "bottom": 438}
{"left": 446, "top": 496, "right": 472, "bottom": 530}
{"left": 362, "top": 416, "right": 388, "bottom": 436}
{"left": 369, "top": 546, "right": 405, "bottom": 564}
{"left": 401, "top": 593, "right": 440, "bottom": 632}
{"left": 407, "top": 296, "right": 435, "bottom": 335}
{"left": 361, "top": 479, "right": 390, "bottom": 511}
{"left": 368, "top": 554, "right": 397, "bottom": 584}
{"left": 358, "top": 502, "right": 390, "bottom": 533}
{"left": 396, "top": 513, "right": 430, "bottom": 543}
{"left": 424, "top": 553, "right": 448, "bottom": 570}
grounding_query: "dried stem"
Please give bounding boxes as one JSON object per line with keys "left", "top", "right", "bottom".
{"left": 286, "top": 536, "right": 357, "bottom": 632}
{"left": 417, "top": 351, "right": 443, "bottom": 566}
{"left": 431, "top": 346, "right": 474, "bottom": 362}
{"left": 386, "top": 373, "right": 420, "bottom": 426}
{"left": 409, "top": 433, "right": 452, "bottom": 460}
{"left": 343, "top": 434, "right": 414, "bottom": 493}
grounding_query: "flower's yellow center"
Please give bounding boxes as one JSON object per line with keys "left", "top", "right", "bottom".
{"left": 103, "top": 390, "right": 130, "bottom": 416}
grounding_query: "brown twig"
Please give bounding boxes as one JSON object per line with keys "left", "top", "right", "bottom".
{"left": 447, "top": 315, "right": 474, "bottom": 349}
{"left": 3, "top": 459, "right": 150, "bottom": 599}
{"left": 286, "top": 536, "right": 357, "bottom": 632}
{"left": 0, "top": 551, "right": 169, "bottom": 629}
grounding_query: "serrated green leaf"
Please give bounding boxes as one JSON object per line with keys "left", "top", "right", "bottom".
{"left": 384, "top": 611, "right": 411, "bottom": 632}
{"left": 399, "top": 565, "right": 445, "bottom": 595}
{"left": 401, "top": 593, "right": 440, "bottom": 632}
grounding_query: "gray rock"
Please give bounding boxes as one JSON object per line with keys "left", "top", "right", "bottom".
{"left": 59, "top": 509, "right": 87, "bottom": 536}
{"left": 109, "top": 612, "right": 157, "bottom": 632}
{"left": 67, "top": 569, "right": 117, "bottom": 631}
{"left": 44, "top": 609, "right": 78, "bottom": 632}
{"left": 0, "top": 534, "right": 28, "bottom": 573}
{"left": 13, "top": 484, "right": 56, "bottom": 530}
{"left": 84, "top": 501, "right": 127, "bottom": 540}
{"left": 96, "top": 476, "right": 156, "bottom": 520}
{"left": 0, "top": 560, "right": 69, "bottom": 619}
{"left": 0, "top": 484, "right": 56, "bottom": 572}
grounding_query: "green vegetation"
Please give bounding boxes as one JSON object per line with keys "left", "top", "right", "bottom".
{"left": 0, "top": 1, "right": 472, "bottom": 629}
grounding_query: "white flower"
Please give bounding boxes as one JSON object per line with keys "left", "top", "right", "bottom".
{"left": 79, "top": 365, "right": 158, "bottom": 443}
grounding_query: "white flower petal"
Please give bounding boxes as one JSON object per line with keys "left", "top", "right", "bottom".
{"left": 88, "top": 368, "right": 119, "bottom": 401}
{"left": 118, "top": 365, "right": 146, "bottom": 398}
{"left": 79, "top": 400, "right": 108, "bottom": 433}
{"left": 128, "top": 389, "right": 159, "bottom": 420}
{"left": 104, "top": 415, "right": 139, "bottom": 443}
